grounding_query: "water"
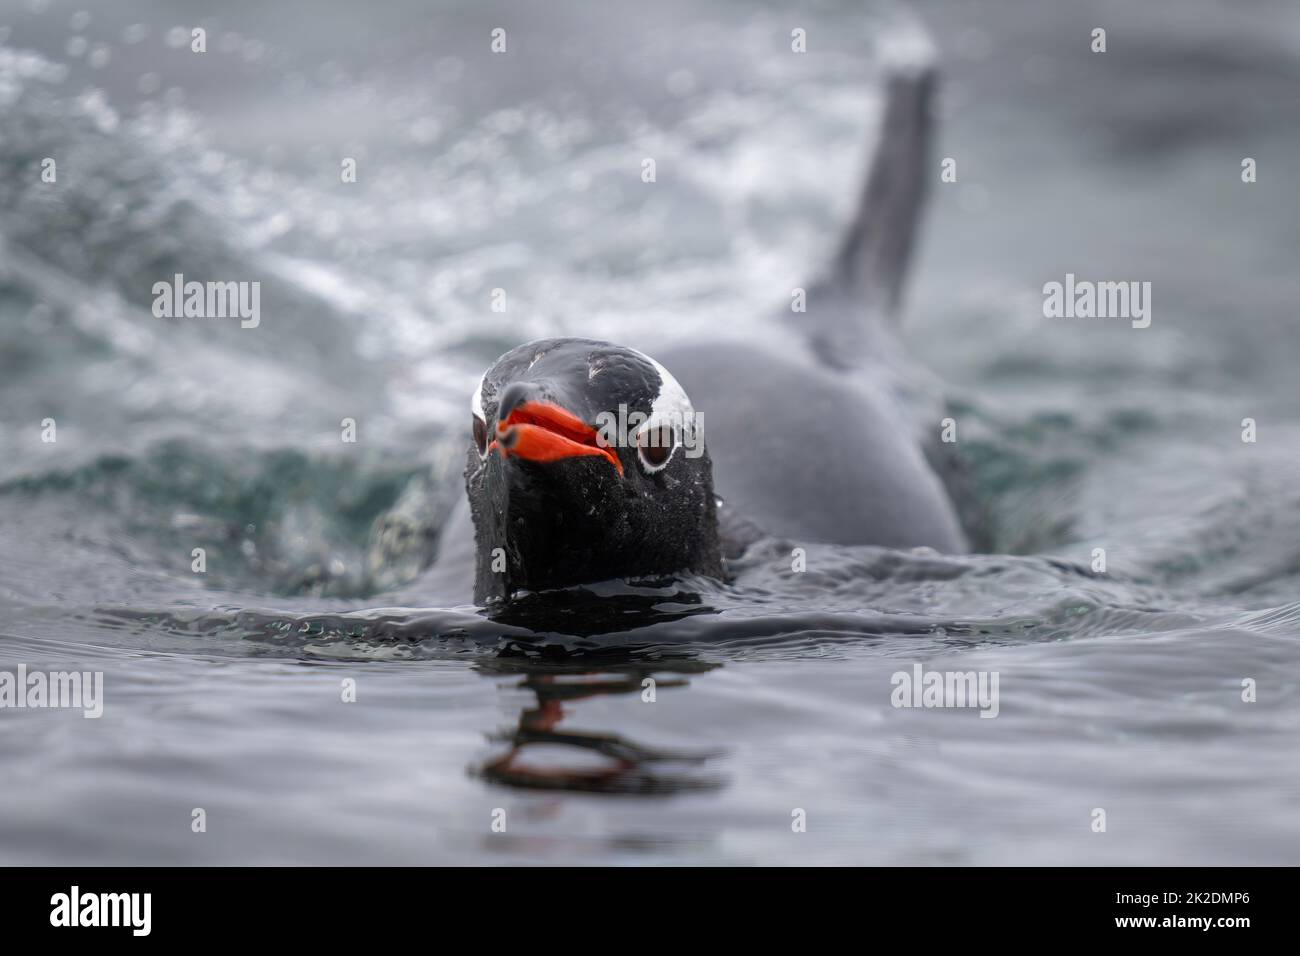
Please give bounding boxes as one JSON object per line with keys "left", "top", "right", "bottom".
{"left": 2, "top": 0, "right": 1299, "bottom": 865}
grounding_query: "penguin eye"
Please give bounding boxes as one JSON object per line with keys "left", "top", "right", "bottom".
{"left": 472, "top": 415, "right": 489, "bottom": 458}
{"left": 636, "top": 425, "right": 677, "bottom": 473}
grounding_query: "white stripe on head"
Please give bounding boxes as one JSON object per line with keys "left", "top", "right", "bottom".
{"left": 630, "top": 348, "right": 699, "bottom": 444}
{"left": 471, "top": 370, "right": 487, "bottom": 421}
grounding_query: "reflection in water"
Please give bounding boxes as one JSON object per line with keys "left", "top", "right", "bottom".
{"left": 474, "top": 656, "right": 728, "bottom": 795}
{"left": 480, "top": 580, "right": 720, "bottom": 638}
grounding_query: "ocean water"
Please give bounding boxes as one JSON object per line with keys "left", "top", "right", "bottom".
{"left": 2, "top": 0, "right": 1299, "bottom": 865}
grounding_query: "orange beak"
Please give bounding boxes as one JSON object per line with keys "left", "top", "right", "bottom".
{"left": 489, "top": 400, "right": 623, "bottom": 476}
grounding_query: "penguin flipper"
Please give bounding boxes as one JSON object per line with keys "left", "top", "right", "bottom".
{"left": 797, "top": 39, "right": 937, "bottom": 367}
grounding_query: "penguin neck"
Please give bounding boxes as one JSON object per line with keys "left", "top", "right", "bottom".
{"left": 471, "top": 483, "right": 725, "bottom": 604}
{"left": 675, "top": 487, "right": 725, "bottom": 580}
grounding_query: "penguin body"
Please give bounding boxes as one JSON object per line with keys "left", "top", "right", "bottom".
{"left": 654, "top": 340, "right": 963, "bottom": 555}
{"left": 422, "top": 59, "right": 965, "bottom": 605}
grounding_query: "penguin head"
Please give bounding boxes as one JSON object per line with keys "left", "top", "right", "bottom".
{"left": 465, "top": 337, "right": 722, "bottom": 603}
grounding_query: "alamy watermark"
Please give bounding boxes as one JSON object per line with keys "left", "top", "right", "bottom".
{"left": 594, "top": 403, "right": 704, "bottom": 459}
{"left": 1043, "top": 273, "right": 1151, "bottom": 329}
{"left": 0, "top": 665, "right": 103, "bottom": 718}
{"left": 152, "top": 273, "right": 261, "bottom": 328}
{"left": 50, "top": 886, "right": 150, "bottom": 936}
{"left": 890, "top": 663, "right": 999, "bottom": 718}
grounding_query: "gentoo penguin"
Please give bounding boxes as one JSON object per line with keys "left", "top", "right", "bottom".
{"left": 425, "top": 57, "right": 966, "bottom": 606}
{"left": 463, "top": 338, "right": 724, "bottom": 603}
